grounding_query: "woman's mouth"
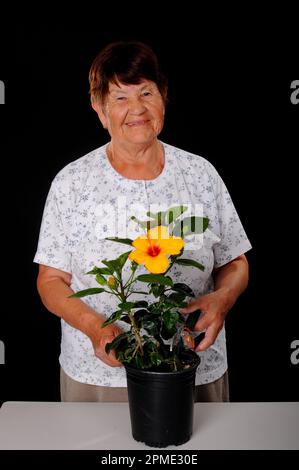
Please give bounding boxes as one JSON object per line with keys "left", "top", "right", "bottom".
{"left": 126, "top": 120, "right": 149, "bottom": 127}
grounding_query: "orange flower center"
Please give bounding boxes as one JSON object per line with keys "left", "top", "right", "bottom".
{"left": 147, "top": 244, "right": 161, "bottom": 257}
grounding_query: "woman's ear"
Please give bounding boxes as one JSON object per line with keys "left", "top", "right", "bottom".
{"left": 92, "top": 100, "right": 108, "bottom": 129}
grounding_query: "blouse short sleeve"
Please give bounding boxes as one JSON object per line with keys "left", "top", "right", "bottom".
{"left": 33, "top": 182, "right": 72, "bottom": 273}
{"left": 204, "top": 160, "right": 252, "bottom": 268}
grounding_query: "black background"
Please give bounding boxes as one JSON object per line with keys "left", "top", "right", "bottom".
{"left": 0, "top": 13, "right": 298, "bottom": 406}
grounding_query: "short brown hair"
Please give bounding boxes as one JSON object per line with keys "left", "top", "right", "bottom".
{"left": 89, "top": 41, "right": 168, "bottom": 105}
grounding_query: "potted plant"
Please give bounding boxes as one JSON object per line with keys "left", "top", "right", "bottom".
{"left": 71, "top": 206, "right": 209, "bottom": 447}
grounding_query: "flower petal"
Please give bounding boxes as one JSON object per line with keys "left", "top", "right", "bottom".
{"left": 147, "top": 225, "right": 169, "bottom": 240}
{"left": 132, "top": 237, "right": 150, "bottom": 253}
{"left": 159, "top": 237, "right": 184, "bottom": 254}
{"left": 144, "top": 254, "right": 170, "bottom": 274}
{"left": 129, "top": 250, "right": 147, "bottom": 265}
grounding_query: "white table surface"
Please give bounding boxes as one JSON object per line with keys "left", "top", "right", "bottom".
{"left": 0, "top": 401, "right": 298, "bottom": 450}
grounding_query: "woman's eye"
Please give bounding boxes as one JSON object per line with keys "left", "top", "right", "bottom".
{"left": 116, "top": 96, "right": 126, "bottom": 101}
{"left": 142, "top": 91, "right": 152, "bottom": 97}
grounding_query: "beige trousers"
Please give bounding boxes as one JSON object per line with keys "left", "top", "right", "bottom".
{"left": 60, "top": 368, "right": 229, "bottom": 403}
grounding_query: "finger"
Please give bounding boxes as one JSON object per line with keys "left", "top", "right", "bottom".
{"left": 106, "top": 357, "right": 122, "bottom": 367}
{"left": 193, "top": 315, "right": 210, "bottom": 332}
{"left": 103, "top": 358, "right": 121, "bottom": 367}
{"left": 195, "top": 325, "right": 218, "bottom": 352}
{"left": 180, "top": 300, "right": 202, "bottom": 314}
{"left": 107, "top": 350, "right": 122, "bottom": 367}
{"left": 97, "top": 351, "right": 121, "bottom": 367}
{"left": 101, "top": 333, "right": 116, "bottom": 342}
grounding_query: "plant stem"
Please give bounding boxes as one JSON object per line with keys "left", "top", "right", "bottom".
{"left": 164, "top": 257, "right": 176, "bottom": 276}
{"left": 118, "top": 282, "right": 143, "bottom": 355}
{"left": 123, "top": 269, "right": 136, "bottom": 290}
{"left": 107, "top": 285, "right": 123, "bottom": 302}
{"left": 128, "top": 311, "right": 144, "bottom": 356}
{"left": 123, "top": 277, "right": 138, "bottom": 293}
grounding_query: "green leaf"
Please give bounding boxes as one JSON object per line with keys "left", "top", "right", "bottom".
{"left": 86, "top": 267, "right": 111, "bottom": 275}
{"left": 118, "top": 301, "right": 149, "bottom": 311}
{"left": 172, "top": 283, "right": 195, "bottom": 297}
{"left": 130, "top": 216, "right": 157, "bottom": 231}
{"left": 117, "top": 251, "right": 132, "bottom": 270}
{"left": 102, "top": 310, "right": 123, "bottom": 327}
{"left": 147, "top": 302, "right": 163, "bottom": 314}
{"left": 149, "top": 351, "right": 162, "bottom": 367}
{"left": 144, "top": 206, "right": 188, "bottom": 227}
{"left": 153, "top": 211, "right": 164, "bottom": 225}
{"left": 174, "top": 258, "right": 205, "bottom": 271}
{"left": 95, "top": 273, "right": 107, "bottom": 285}
{"left": 146, "top": 211, "right": 158, "bottom": 219}
{"left": 124, "top": 346, "right": 136, "bottom": 360}
{"left": 131, "top": 208, "right": 189, "bottom": 232}
{"left": 134, "top": 355, "right": 146, "bottom": 369}
{"left": 119, "top": 314, "right": 131, "bottom": 324}
{"left": 164, "top": 205, "right": 188, "bottom": 224}
{"left": 162, "top": 310, "right": 180, "bottom": 331}
{"left": 102, "top": 251, "right": 132, "bottom": 275}
{"left": 161, "top": 310, "right": 180, "bottom": 339}
{"left": 101, "top": 259, "right": 120, "bottom": 274}
{"left": 141, "top": 313, "right": 161, "bottom": 335}
{"left": 185, "top": 309, "right": 201, "bottom": 329}
{"left": 142, "top": 319, "right": 159, "bottom": 336}
{"left": 105, "top": 332, "right": 129, "bottom": 354}
{"left": 172, "top": 216, "right": 209, "bottom": 237}
{"left": 136, "top": 274, "right": 173, "bottom": 286}
{"left": 143, "top": 339, "right": 158, "bottom": 350}
{"left": 167, "top": 292, "right": 187, "bottom": 304}
{"left": 133, "top": 309, "right": 150, "bottom": 326}
{"left": 69, "top": 288, "right": 106, "bottom": 298}
{"left": 118, "top": 301, "right": 136, "bottom": 311}
{"left": 133, "top": 300, "right": 148, "bottom": 308}
{"left": 105, "top": 237, "right": 133, "bottom": 246}
{"left": 130, "top": 261, "right": 138, "bottom": 272}
{"left": 142, "top": 211, "right": 164, "bottom": 225}
{"left": 151, "top": 284, "right": 165, "bottom": 298}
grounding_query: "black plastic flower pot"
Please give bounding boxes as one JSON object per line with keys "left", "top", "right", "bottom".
{"left": 124, "top": 354, "right": 200, "bottom": 448}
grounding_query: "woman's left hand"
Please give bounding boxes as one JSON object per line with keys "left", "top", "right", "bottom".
{"left": 180, "top": 287, "right": 231, "bottom": 352}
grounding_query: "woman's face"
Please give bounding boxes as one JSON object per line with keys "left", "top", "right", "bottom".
{"left": 93, "top": 79, "right": 165, "bottom": 147}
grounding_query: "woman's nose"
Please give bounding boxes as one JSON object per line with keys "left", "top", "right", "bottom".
{"left": 128, "top": 96, "right": 146, "bottom": 114}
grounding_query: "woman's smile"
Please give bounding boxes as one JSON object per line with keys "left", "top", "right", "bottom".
{"left": 126, "top": 119, "right": 150, "bottom": 127}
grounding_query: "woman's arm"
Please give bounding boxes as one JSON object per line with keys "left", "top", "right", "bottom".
{"left": 37, "top": 265, "right": 121, "bottom": 367}
{"left": 213, "top": 254, "right": 249, "bottom": 310}
{"left": 180, "top": 254, "right": 249, "bottom": 351}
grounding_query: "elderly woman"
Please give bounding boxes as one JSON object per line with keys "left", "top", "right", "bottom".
{"left": 34, "top": 41, "right": 251, "bottom": 402}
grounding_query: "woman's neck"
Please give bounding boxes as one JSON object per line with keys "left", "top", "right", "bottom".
{"left": 107, "top": 140, "right": 164, "bottom": 180}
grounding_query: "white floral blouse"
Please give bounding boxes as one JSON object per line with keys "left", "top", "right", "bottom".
{"left": 34, "top": 141, "right": 252, "bottom": 386}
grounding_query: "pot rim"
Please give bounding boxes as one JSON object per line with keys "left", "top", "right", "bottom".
{"left": 124, "top": 353, "right": 200, "bottom": 377}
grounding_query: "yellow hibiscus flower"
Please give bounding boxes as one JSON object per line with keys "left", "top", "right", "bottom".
{"left": 129, "top": 226, "right": 184, "bottom": 274}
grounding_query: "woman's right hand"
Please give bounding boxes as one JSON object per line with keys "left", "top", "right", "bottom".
{"left": 91, "top": 323, "right": 122, "bottom": 367}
